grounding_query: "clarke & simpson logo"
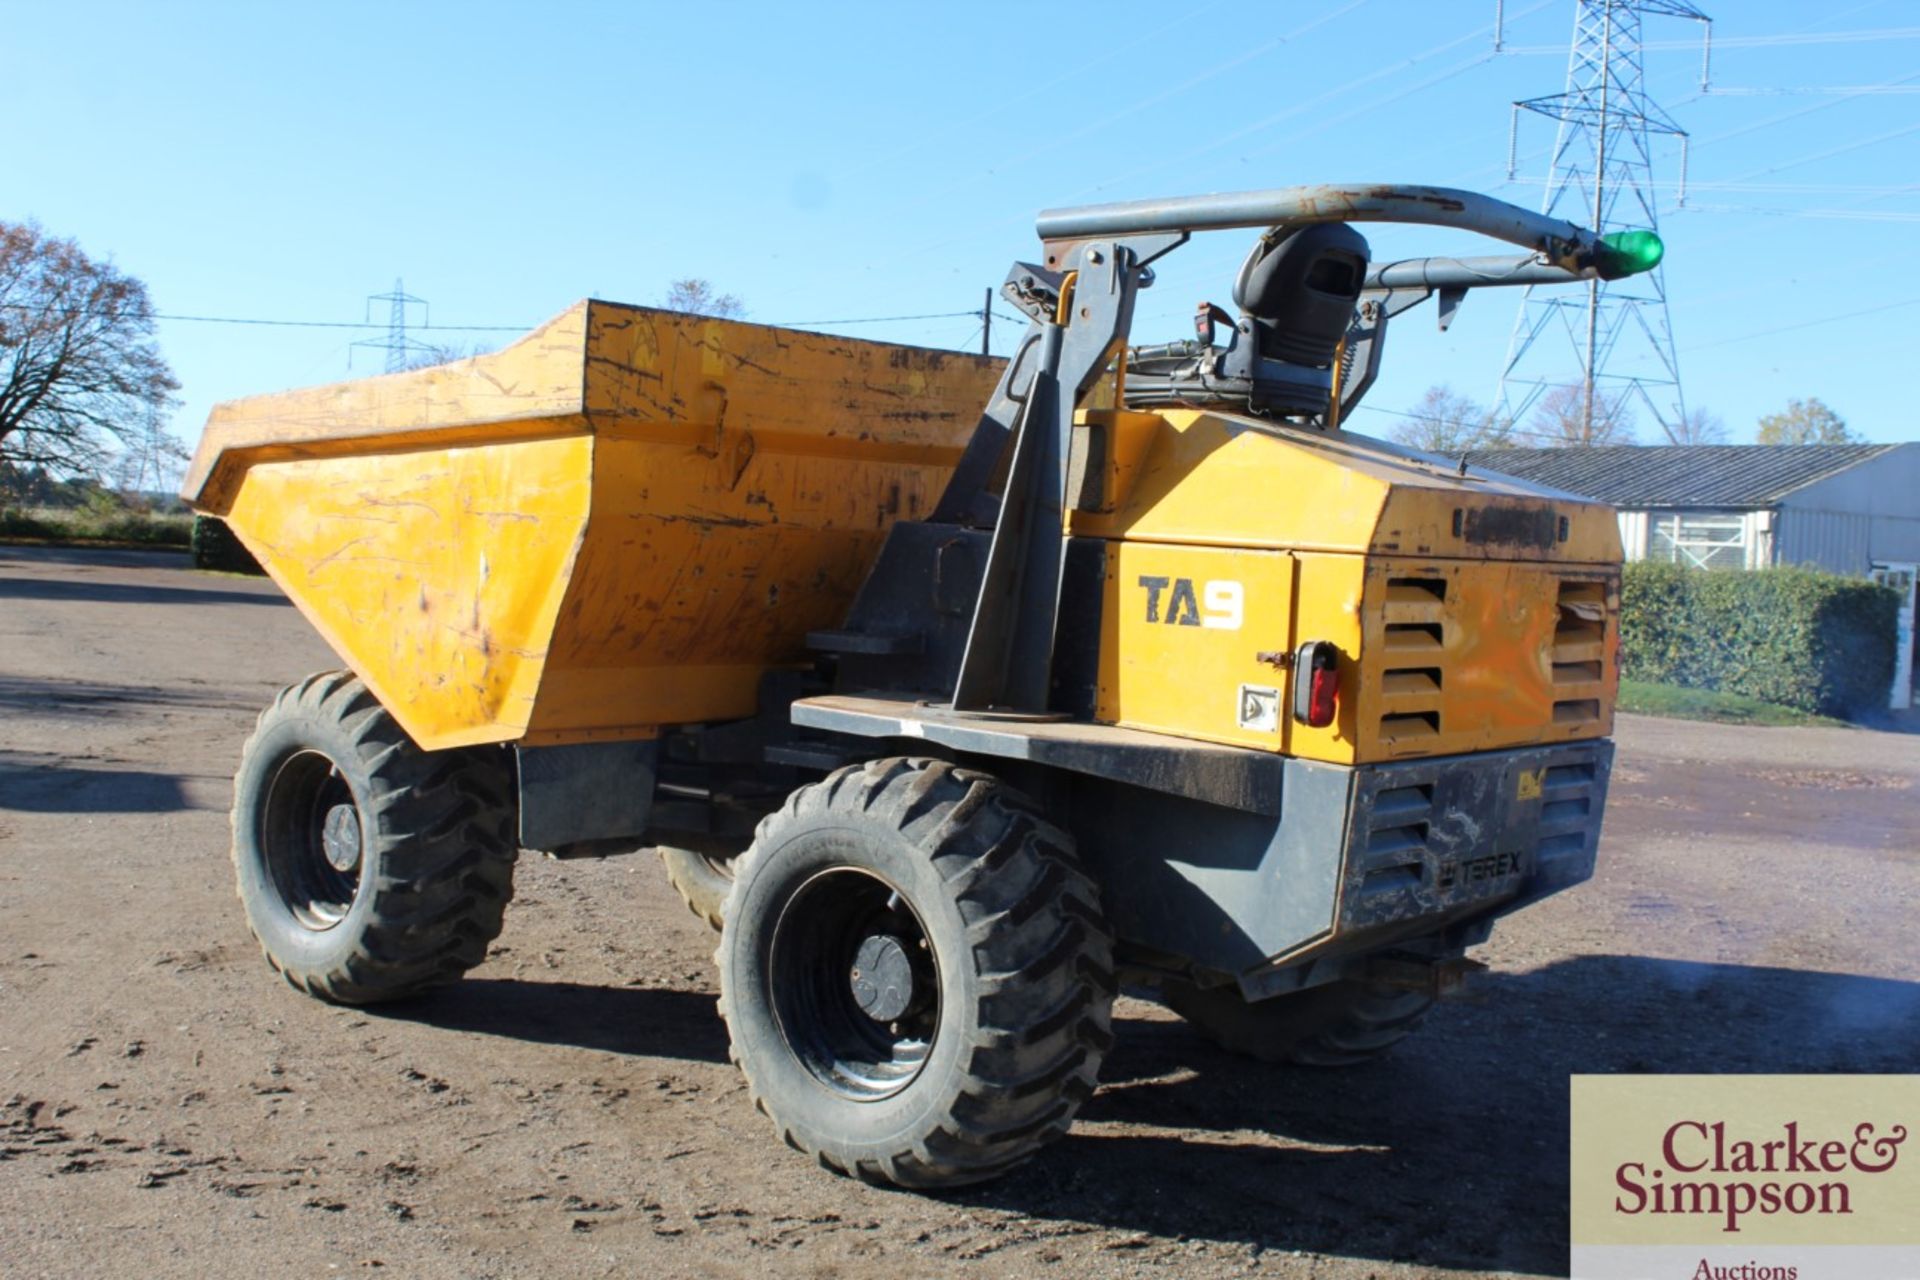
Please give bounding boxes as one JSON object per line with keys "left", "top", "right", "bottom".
{"left": 1613, "top": 1118, "right": 1907, "bottom": 1234}
{"left": 1570, "top": 1077, "right": 1918, "bottom": 1280}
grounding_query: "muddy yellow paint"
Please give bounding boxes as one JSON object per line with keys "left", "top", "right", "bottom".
{"left": 192, "top": 301, "right": 1004, "bottom": 751}
{"left": 1352, "top": 557, "right": 1619, "bottom": 761}
{"left": 1098, "top": 543, "right": 1296, "bottom": 751}
{"left": 223, "top": 435, "right": 592, "bottom": 749}
{"left": 1070, "top": 408, "right": 1621, "bottom": 565}
{"left": 1077, "top": 409, "right": 1620, "bottom": 765}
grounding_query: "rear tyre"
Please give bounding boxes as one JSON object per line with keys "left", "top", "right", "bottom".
{"left": 659, "top": 845, "right": 736, "bottom": 931}
{"left": 1162, "top": 978, "right": 1433, "bottom": 1067}
{"left": 231, "top": 671, "right": 518, "bottom": 1004}
{"left": 718, "top": 757, "right": 1115, "bottom": 1188}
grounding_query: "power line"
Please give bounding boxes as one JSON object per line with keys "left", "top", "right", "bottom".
{"left": 1507, "top": 177, "right": 1920, "bottom": 195}
{"left": 830, "top": 0, "right": 1234, "bottom": 187}
{"left": 1686, "top": 70, "right": 1920, "bottom": 154}
{"left": 1347, "top": 400, "right": 1635, "bottom": 448}
{"left": 1704, "top": 84, "right": 1920, "bottom": 97}
{"left": 1683, "top": 294, "right": 1920, "bottom": 353}
{"left": 1501, "top": 24, "right": 1920, "bottom": 54}
{"left": 0, "top": 302, "right": 530, "bottom": 330}
{"left": 3, "top": 303, "right": 991, "bottom": 332}
{"left": 887, "top": 0, "right": 1394, "bottom": 267}
{"left": 1674, "top": 203, "right": 1920, "bottom": 223}
{"left": 1067, "top": 1, "right": 1548, "bottom": 205}
{"left": 1562, "top": 293, "right": 1920, "bottom": 378}
{"left": 767, "top": 309, "right": 983, "bottom": 327}
{"left": 1713, "top": 120, "right": 1920, "bottom": 185}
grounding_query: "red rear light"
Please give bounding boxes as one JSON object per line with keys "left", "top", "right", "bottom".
{"left": 1309, "top": 664, "right": 1338, "bottom": 727}
{"left": 1293, "top": 640, "right": 1340, "bottom": 728}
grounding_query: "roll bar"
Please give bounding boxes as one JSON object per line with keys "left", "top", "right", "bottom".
{"left": 1037, "top": 183, "right": 1621, "bottom": 278}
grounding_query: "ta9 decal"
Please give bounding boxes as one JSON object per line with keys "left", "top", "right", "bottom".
{"left": 1137, "top": 576, "right": 1244, "bottom": 631}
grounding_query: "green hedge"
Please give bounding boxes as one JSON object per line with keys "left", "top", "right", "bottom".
{"left": 1619, "top": 560, "right": 1901, "bottom": 718}
{"left": 190, "top": 515, "right": 266, "bottom": 575}
{"left": 0, "top": 505, "right": 192, "bottom": 547}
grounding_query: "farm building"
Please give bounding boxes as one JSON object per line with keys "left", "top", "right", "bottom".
{"left": 1464, "top": 442, "right": 1920, "bottom": 709}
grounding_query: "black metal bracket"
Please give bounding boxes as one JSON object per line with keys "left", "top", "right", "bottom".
{"left": 948, "top": 231, "right": 1185, "bottom": 713}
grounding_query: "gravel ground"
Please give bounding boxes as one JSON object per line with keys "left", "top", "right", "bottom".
{"left": 2, "top": 545, "right": 1915, "bottom": 1280}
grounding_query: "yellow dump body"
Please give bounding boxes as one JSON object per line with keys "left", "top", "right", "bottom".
{"left": 185, "top": 302, "right": 1003, "bottom": 750}
{"left": 1071, "top": 409, "right": 1622, "bottom": 766}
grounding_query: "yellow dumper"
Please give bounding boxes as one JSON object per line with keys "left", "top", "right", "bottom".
{"left": 188, "top": 184, "right": 1647, "bottom": 1189}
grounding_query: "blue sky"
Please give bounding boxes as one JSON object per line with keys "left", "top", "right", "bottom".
{"left": 6, "top": 0, "right": 1918, "bottom": 456}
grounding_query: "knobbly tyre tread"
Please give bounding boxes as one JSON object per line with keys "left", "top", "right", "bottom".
{"left": 231, "top": 671, "right": 517, "bottom": 1004}
{"left": 717, "top": 757, "right": 1116, "bottom": 1188}
{"left": 1161, "top": 977, "right": 1433, "bottom": 1067}
{"left": 659, "top": 846, "right": 733, "bottom": 931}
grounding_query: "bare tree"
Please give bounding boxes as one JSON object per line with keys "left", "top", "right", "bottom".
{"left": 1390, "top": 385, "right": 1513, "bottom": 453}
{"left": 1756, "top": 396, "right": 1859, "bottom": 445}
{"left": 1527, "top": 383, "right": 1636, "bottom": 447}
{"left": 664, "top": 278, "right": 746, "bottom": 320}
{"left": 1663, "top": 406, "right": 1728, "bottom": 445}
{"left": 0, "top": 221, "right": 179, "bottom": 474}
{"left": 401, "top": 341, "right": 495, "bottom": 371}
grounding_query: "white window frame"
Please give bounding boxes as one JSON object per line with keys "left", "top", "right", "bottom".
{"left": 1647, "top": 510, "right": 1750, "bottom": 571}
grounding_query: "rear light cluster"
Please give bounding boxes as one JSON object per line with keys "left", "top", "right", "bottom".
{"left": 1293, "top": 640, "right": 1340, "bottom": 728}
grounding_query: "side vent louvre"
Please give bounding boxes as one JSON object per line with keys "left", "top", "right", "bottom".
{"left": 1360, "top": 783, "right": 1434, "bottom": 897}
{"left": 1384, "top": 622, "right": 1444, "bottom": 651}
{"left": 1550, "top": 579, "right": 1607, "bottom": 731}
{"left": 1532, "top": 755, "right": 1604, "bottom": 876}
{"left": 1380, "top": 575, "right": 1449, "bottom": 750}
{"left": 1380, "top": 711, "right": 1440, "bottom": 740}
{"left": 1385, "top": 577, "right": 1448, "bottom": 606}
{"left": 1381, "top": 667, "right": 1442, "bottom": 696}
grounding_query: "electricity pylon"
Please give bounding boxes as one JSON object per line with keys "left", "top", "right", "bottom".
{"left": 1496, "top": 0, "right": 1710, "bottom": 445}
{"left": 352, "top": 279, "right": 430, "bottom": 373}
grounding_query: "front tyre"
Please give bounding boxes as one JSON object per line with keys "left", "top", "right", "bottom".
{"left": 718, "top": 758, "right": 1114, "bottom": 1188}
{"left": 231, "top": 671, "right": 517, "bottom": 1004}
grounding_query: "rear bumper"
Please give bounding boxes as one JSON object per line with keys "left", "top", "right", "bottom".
{"left": 1222, "top": 737, "right": 1612, "bottom": 999}
{"left": 1073, "top": 735, "right": 1615, "bottom": 999}
{"left": 1167, "top": 736, "right": 1620, "bottom": 997}
{"left": 1338, "top": 736, "right": 1613, "bottom": 940}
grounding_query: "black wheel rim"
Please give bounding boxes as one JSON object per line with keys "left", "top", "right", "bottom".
{"left": 768, "top": 866, "right": 940, "bottom": 1101}
{"left": 261, "top": 748, "right": 364, "bottom": 931}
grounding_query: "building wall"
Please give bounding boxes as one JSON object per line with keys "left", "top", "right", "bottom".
{"left": 1613, "top": 445, "right": 1920, "bottom": 574}
{"left": 1773, "top": 509, "right": 1876, "bottom": 573}
{"left": 1778, "top": 443, "right": 1920, "bottom": 571}
{"left": 1616, "top": 510, "right": 1647, "bottom": 560}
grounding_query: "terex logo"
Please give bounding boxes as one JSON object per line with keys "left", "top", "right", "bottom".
{"left": 1136, "top": 576, "right": 1243, "bottom": 630}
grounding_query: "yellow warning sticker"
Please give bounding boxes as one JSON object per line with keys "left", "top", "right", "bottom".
{"left": 1516, "top": 767, "right": 1545, "bottom": 802}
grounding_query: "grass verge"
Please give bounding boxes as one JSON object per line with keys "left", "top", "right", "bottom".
{"left": 1618, "top": 678, "right": 1853, "bottom": 729}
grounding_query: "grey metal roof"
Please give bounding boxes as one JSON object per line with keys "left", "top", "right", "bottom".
{"left": 1460, "top": 444, "right": 1899, "bottom": 508}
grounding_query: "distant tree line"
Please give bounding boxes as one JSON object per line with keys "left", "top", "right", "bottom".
{"left": 1386, "top": 384, "right": 1859, "bottom": 452}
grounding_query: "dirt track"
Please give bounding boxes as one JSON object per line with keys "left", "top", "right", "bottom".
{"left": 2, "top": 545, "right": 1916, "bottom": 1280}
